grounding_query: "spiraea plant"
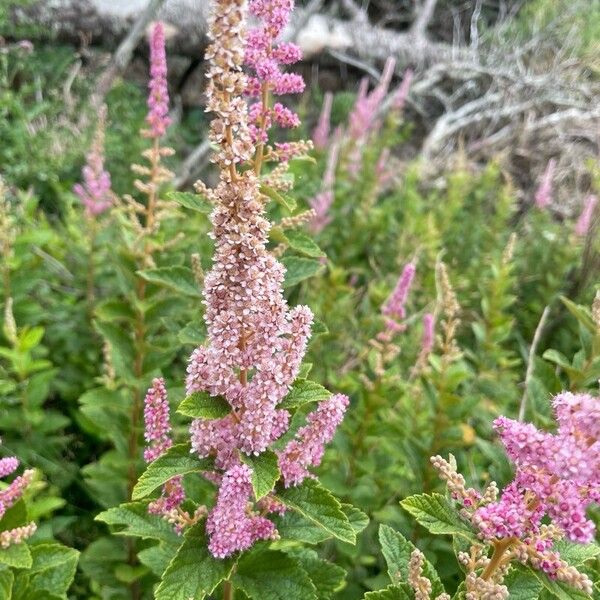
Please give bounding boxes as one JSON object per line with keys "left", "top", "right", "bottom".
{"left": 96, "top": 0, "right": 366, "bottom": 598}
{"left": 0, "top": 439, "right": 79, "bottom": 598}
{"left": 77, "top": 22, "right": 205, "bottom": 597}
{"left": 366, "top": 388, "right": 600, "bottom": 600}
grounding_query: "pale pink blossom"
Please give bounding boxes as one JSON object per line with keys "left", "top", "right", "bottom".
{"left": 534, "top": 159, "right": 556, "bottom": 209}
{"left": 146, "top": 22, "right": 171, "bottom": 138}
{"left": 313, "top": 92, "right": 333, "bottom": 150}
{"left": 574, "top": 194, "right": 598, "bottom": 236}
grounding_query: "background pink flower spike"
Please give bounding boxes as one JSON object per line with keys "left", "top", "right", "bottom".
{"left": 575, "top": 194, "right": 598, "bottom": 236}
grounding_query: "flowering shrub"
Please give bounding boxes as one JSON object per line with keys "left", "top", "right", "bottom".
{"left": 367, "top": 388, "right": 599, "bottom": 600}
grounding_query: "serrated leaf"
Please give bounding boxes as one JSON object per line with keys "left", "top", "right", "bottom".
{"left": 553, "top": 540, "right": 600, "bottom": 566}
{"left": 95, "top": 502, "right": 180, "bottom": 544}
{"left": 177, "top": 391, "right": 231, "bottom": 419}
{"left": 138, "top": 266, "right": 200, "bottom": 297}
{"left": 285, "top": 230, "right": 326, "bottom": 258}
{"left": 178, "top": 322, "right": 206, "bottom": 345}
{"left": 156, "top": 523, "right": 234, "bottom": 600}
{"left": 279, "top": 380, "right": 331, "bottom": 409}
{"left": 138, "top": 544, "right": 178, "bottom": 577}
{"left": 378, "top": 525, "right": 444, "bottom": 595}
{"left": 560, "top": 296, "right": 596, "bottom": 334}
{"left": 276, "top": 481, "right": 356, "bottom": 544}
{"left": 0, "top": 543, "right": 32, "bottom": 569}
{"left": 27, "top": 543, "right": 80, "bottom": 597}
{"left": 95, "top": 299, "right": 136, "bottom": 321}
{"left": 168, "top": 191, "right": 213, "bottom": 213}
{"left": 232, "top": 547, "right": 317, "bottom": 600}
{"left": 282, "top": 256, "right": 325, "bottom": 288}
{"left": 400, "top": 493, "right": 477, "bottom": 542}
{"left": 240, "top": 451, "right": 280, "bottom": 501}
{"left": 133, "top": 443, "right": 214, "bottom": 500}
{"left": 505, "top": 566, "right": 543, "bottom": 600}
{"left": 260, "top": 185, "right": 297, "bottom": 212}
{"left": 285, "top": 548, "right": 345, "bottom": 599}
{"left": 312, "top": 319, "right": 329, "bottom": 337}
{"left": 0, "top": 499, "right": 28, "bottom": 532}
{"left": 0, "top": 567, "right": 13, "bottom": 598}
{"left": 364, "top": 583, "right": 414, "bottom": 600}
{"left": 343, "top": 504, "right": 369, "bottom": 536}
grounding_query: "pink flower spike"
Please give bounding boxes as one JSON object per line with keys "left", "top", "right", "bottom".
{"left": 534, "top": 159, "right": 556, "bottom": 209}
{"left": 74, "top": 107, "right": 114, "bottom": 217}
{"left": 278, "top": 394, "right": 349, "bottom": 487}
{"left": 146, "top": 22, "right": 171, "bottom": 139}
{"left": 313, "top": 92, "right": 333, "bottom": 150}
{"left": 0, "top": 457, "right": 19, "bottom": 479}
{"left": 392, "top": 68, "right": 414, "bottom": 113}
{"left": 143, "top": 378, "right": 173, "bottom": 463}
{"left": 421, "top": 312, "right": 435, "bottom": 356}
{"left": 383, "top": 262, "right": 416, "bottom": 321}
{"left": 206, "top": 464, "right": 277, "bottom": 558}
{"left": 310, "top": 136, "right": 340, "bottom": 233}
{"left": 575, "top": 194, "right": 598, "bottom": 237}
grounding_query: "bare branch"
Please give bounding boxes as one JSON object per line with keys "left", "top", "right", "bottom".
{"left": 410, "top": 0, "right": 439, "bottom": 38}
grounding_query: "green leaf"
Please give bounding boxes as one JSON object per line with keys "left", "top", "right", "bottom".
{"left": 0, "top": 499, "right": 28, "bottom": 532}
{"left": 279, "top": 380, "right": 331, "bottom": 409}
{"left": 400, "top": 493, "right": 477, "bottom": 542}
{"left": 95, "top": 299, "right": 136, "bottom": 322}
{"left": 168, "top": 191, "right": 213, "bottom": 213}
{"left": 260, "top": 185, "right": 297, "bottom": 212}
{"left": 178, "top": 322, "right": 206, "bottom": 345}
{"left": 138, "top": 266, "right": 200, "bottom": 297}
{"left": 552, "top": 540, "right": 600, "bottom": 566}
{"left": 542, "top": 349, "right": 576, "bottom": 372}
{"left": 504, "top": 566, "right": 543, "bottom": 600}
{"left": 285, "top": 230, "right": 326, "bottom": 258}
{"left": 0, "top": 543, "right": 32, "bottom": 569}
{"left": 232, "top": 547, "right": 317, "bottom": 600}
{"left": 132, "top": 443, "right": 214, "bottom": 501}
{"left": 95, "top": 503, "right": 180, "bottom": 545}
{"left": 177, "top": 391, "right": 231, "bottom": 419}
{"left": 0, "top": 567, "right": 13, "bottom": 598}
{"left": 240, "top": 451, "right": 280, "bottom": 501}
{"left": 94, "top": 321, "right": 135, "bottom": 378}
{"left": 276, "top": 481, "right": 356, "bottom": 544}
{"left": 364, "top": 583, "right": 414, "bottom": 600}
{"left": 156, "top": 523, "right": 234, "bottom": 600}
{"left": 312, "top": 319, "right": 329, "bottom": 337}
{"left": 560, "top": 296, "right": 597, "bottom": 334}
{"left": 282, "top": 257, "right": 325, "bottom": 288}
{"left": 285, "top": 548, "right": 345, "bottom": 599}
{"left": 138, "top": 543, "right": 178, "bottom": 577}
{"left": 378, "top": 525, "right": 444, "bottom": 596}
{"left": 343, "top": 504, "right": 369, "bottom": 536}
{"left": 27, "top": 543, "right": 80, "bottom": 597}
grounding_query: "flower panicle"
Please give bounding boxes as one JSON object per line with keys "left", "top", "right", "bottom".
{"left": 73, "top": 106, "right": 114, "bottom": 217}
{"left": 312, "top": 91, "right": 333, "bottom": 150}
{"left": 173, "top": 0, "right": 348, "bottom": 558}
{"left": 574, "top": 194, "right": 598, "bottom": 237}
{"left": 534, "top": 158, "right": 556, "bottom": 209}
{"left": 431, "top": 390, "right": 599, "bottom": 594}
{"left": 145, "top": 22, "right": 171, "bottom": 139}
{"left": 0, "top": 441, "right": 36, "bottom": 548}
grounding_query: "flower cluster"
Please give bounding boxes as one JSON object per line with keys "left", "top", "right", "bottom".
{"left": 309, "top": 133, "right": 340, "bottom": 233}
{"left": 142, "top": 0, "right": 348, "bottom": 559}
{"left": 312, "top": 92, "right": 333, "bottom": 150}
{"left": 432, "top": 390, "right": 600, "bottom": 593}
{"left": 378, "top": 261, "right": 416, "bottom": 341}
{"left": 534, "top": 158, "right": 556, "bottom": 209}
{"left": 0, "top": 443, "right": 36, "bottom": 548}
{"left": 575, "top": 194, "right": 598, "bottom": 236}
{"left": 244, "top": 0, "right": 305, "bottom": 148}
{"left": 145, "top": 22, "right": 171, "bottom": 139}
{"left": 73, "top": 106, "right": 114, "bottom": 217}
{"left": 143, "top": 379, "right": 185, "bottom": 523}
